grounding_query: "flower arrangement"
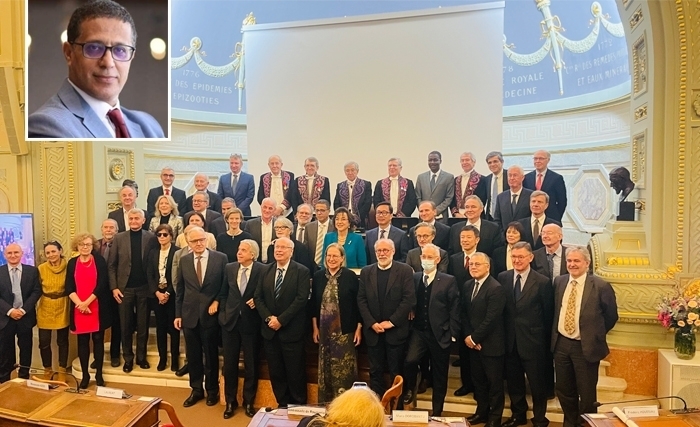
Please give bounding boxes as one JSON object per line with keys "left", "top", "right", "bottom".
{"left": 657, "top": 294, "right": 700, "bottom": 332}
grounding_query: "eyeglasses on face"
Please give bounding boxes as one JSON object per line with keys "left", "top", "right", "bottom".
{"left": 375, "top": 248, "right": 392, "bottom": 254}
{"left": 274, "top": 226, "right": 290, "bottom": 230}
{"left": 156, "top": 232, "right": 171, "bottom": 237}
{"left": 376, "top": 211, "right": 391, "bottom": 216}
{"left": 78, "top": 242, "right": 93, "bottom": 247}
{"left": 71, "top": 42, "right": 136, "bottom": 61}
{"left": 468, "top": 262, "right": 487, "bottom": 267}
{"left": 190, "top": 238, "right": 207, "bottom": 244}
{"left": 161, "top": 173, "right": 175, "bottom": 178}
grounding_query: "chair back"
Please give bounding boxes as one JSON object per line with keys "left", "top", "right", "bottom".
{"left": 380, "top": 375, "right": 403, "bottom": 414}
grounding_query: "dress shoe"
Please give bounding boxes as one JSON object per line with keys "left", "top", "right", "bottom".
{"left": 175, "top": 363, "right": 189, "bottom": 377}
{"left": 137, "top": 360, "right": 150, "bottom": 370}
{"left": 467, "top": 414, "right": 489, "bottom": 425}
{"left": 502, "top": 417, "right": 527, "bottom": 427}
{"left": 485, "top": 421, "right": 501, "bottom": 427}
{"left": 223, "top": 402, "right": 238, "bottom": 419}
{"left": 90, "top": 360, "right": 97, "bottom": 369}
{"left": 454, "top": 386, "right": 473, "bottom": 396}
{"left": 183, "top": 391, "right": 204, "bottom": 407}
{"left": 79, "top": 375, "right": 90, "bottom": 390}
{"left": 417, "top": 378, "right": 429, "bottom": 394}
{"left": 402, "top": 390, "right": 415, "bottom": 406}
{"left": 171, "top": 359, "right": 180, "bottom": 372}
{"left": 157, "top": 358, "right": 167, "bottom": 371}
{"left": 244, "top": 403, "right": 256, "bottom": 417}
{"left": 123, "top": 361, "right": 133, "bottom": 373}
{"left": 451, "top": 358, "right": 461, "bottom": 367}
{"left": 206, "top": 393, "right": 220, "bottom": 406}
{"left": 111, "top": 357, "right": 121, "bottom": 368}
{"left": 95, "top": 374, "right": 105, "bottom": 387}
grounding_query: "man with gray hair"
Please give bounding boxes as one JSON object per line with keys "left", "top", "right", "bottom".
{"left": 147, "top": 167, "right": 187, "bottom": 216}
{"left": 108, "top": 185, "right": 142, "bottom": 232}
{"left": 258, "top": 155, "right": 295, "bottom": 219}
{"left": 185, "top": 190, "right": 225, "bottom": 236}
{"left": 475, "top": 151, "right": 508, "bottom": 221}
{"left": 184, "top": 172, "right": 222, "bottom": 214}
{"left": 283, "top": 157, "right": 331, "bottom": 215}
{"left": 493, "top": 165, "right": 533, "bottom": 232}
{"left": 523, "top": 150, "right": 568, "bottom": 221}
{"left": 452, "top": 152, "right": 483, "bottom": 218}
{"left": 217, "top": 153, "right": 255, "bottom": 216}
{"left": 333, "top": 161, "right": 373, "bottom": 228}
{"left": 373, "top": 157, "right": 418, "bottom": 218}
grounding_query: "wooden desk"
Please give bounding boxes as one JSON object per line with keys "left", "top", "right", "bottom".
{"left": 248, "top": 409, "right": 469, "bottom": 427}
{"left": 582, "top": 410, "right": 700, "bottom": 427}
{"left": 0, "top": 380, "right": 161, "bottom": 427}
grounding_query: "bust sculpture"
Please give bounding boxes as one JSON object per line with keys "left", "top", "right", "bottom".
{"left": 609, "top": 167, "right": 635, "bottom": 202}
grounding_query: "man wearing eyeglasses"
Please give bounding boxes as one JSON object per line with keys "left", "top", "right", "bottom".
{"left": 28, "top": 0, "right": 164, "bottom": 139}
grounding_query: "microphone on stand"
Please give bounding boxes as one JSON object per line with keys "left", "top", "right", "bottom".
{"left": 14, "top": 364, "right": 87, "bottom": 394}
{"left": 594, "top": 396, "right": 698, "bottom": 414}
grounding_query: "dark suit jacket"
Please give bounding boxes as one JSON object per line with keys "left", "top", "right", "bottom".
{"left": 218, "top": 261, "right": 264, "bottom": 334}
{"left": 108, "top": 229, "right": 157, "bottom": 291}
{"left": 65, "top": 253, "right": 112, "bottom": 332}
{"left": 372, "top": 177, "right": 418, "bottom": 218}
{"left": 491, "top": 246, "right": 509, "bottom": 277}
{"left": 523, "top": 169, "right": 568, "bottom": 221}
{"left": 254, "top": 261, "right": 311, "bottom": 342}
{"left": 145, "top": 244, "right": 179, "bottom": 296}
{"left": 147, "top": 186, "right": 187, "bottom": 216}
{"left": 448, "top": 219, "right": 503, "bottom": 256}
{"left": 531, "top": 246, "right": 569, "bottom": 280}
{"left": 407, "top": 221, "right": 450, "bottom": 252}
{"left": 517, "top": 216, "right": 562, "bottom": 250}
{"left": 333, "top": 179, "right": 372, "bottom": 228}
{"left": 461, "top": 275, "right": 505, "bottom": 356}
{"left": 266, "top": 237, "right": 315, "bottom": 275}
{"left": 493, "top": 188, "right": 533, "bottom": 231}
{"left": 498, "top": 269, "right": 553, "bottom": 358}
{"left": 357, "top": 262, "right": 416, "bottom": 347}
{"left": 107, "top": 209, "right": 127, "bottom": 233}
{"left": 364, "top": 226, "right": 409, "bottom": 264}
{"left": 474, "top": 170, "right": 509, "bottom": 221}
{"left": 415, "top": 170, "right": 455, "bottom": 221}
{"left": 411, "top": 272, "right": 460, "bottom": 349}
{"left": 244, "top": 217, "right": 275, "bottom": 258}
{"left": 551, "top": 274, "right": 618, "bottom": 363}
{"left": 217, "top": 172, "right": 256, "bottom": 215}
{"left": 405, "top": 247, "right": 449, "bottom": 273}
{"left": 175, "top": 249, "right": 228, "bottom": 329}
{"left": 304, "top": 220, "right": 335, "bottom": 266}
{"left": 183, "top": 190, "right": 222, "bottom": 214}
{"left": 448, "top": 252, "right": 473, "bottom": 291}
{"left": 0, "top": 264, "right": 42, "bottom": 330}
{"left": 311, "top": 268, "right": 360, "bottom": 335}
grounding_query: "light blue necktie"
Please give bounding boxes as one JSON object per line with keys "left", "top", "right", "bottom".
{"left": 11, "top": 267, "right": 23, "bottom": 309}
{"left": 491, "top": 176, "right": 498, "bottom": 216}
{"left": 274, "top": 268, "right": 284, "bottom": 300}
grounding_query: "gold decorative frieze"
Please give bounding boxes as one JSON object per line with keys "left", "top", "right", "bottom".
{"left": 630, "top": 7, "right": 643, "bottom": 31}
{"left": 631, "top": 130, "right": 647, "bottom": 187}
{"left": 606, "top": 256, "right": 649, "bottom": 266}
{"left": 634, "top": 104, "right": 647, "bottom": 122}
{"left": 105, "top": 147, "right": 135, "bottom": 193}
{"left": 690, "top": 128, "right": 700, "bottom": 274}
{"left": 632, "top": 33, "right": 648, "bottom": 98}
{"left": 107, "top": 202, "right": 122, "bottom": 212}
{"left": 614, "top": 283, "right": 675, "bottom": 314}
{"left": 692, "top": 91, "right": 700, "bottom": 121}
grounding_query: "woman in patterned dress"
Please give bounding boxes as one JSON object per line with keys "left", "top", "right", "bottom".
{"left": 311, "top": 243, "right": 362, "bottom": 402}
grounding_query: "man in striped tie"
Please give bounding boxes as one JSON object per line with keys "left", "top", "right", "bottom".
{"left": 254, "top": 237, "right": 311, "bottom": 407}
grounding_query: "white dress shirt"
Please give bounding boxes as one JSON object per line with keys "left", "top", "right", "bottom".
{"left": 69, "top": 79, "right": 120, "bottom": 138}
{"left": 557, "top": 273, "right": 587, "bottom": 339}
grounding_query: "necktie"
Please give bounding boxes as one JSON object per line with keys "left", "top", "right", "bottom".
{"left": 380, "top": 229, "right": 386, "bottom": 239}
{"left": 471, "top": 281, "right": 480, "bottom": 301}
{"left": 164, "top": 188, "right": 170, "bottom": 196}
{"left": 564, "top": 280, "right": 578, "bottom": 335}
{"left": 511, "top": 194, "right": 518, "bottom": 215}
{"left": 464, "top": 254, "right": 470, "bottom": 270}
{"left": 514, "top": 274, "right": 522, "bottom": 300}
{"left": 491, "top": 176, "right": 498, "bottom": 216}
{"left": 315, "top": 223, "right": 325, "bottom": 265}
{"left": 423, "top": 275, "right": 429, "bottom": 287}
{"left": 536, "top": 173, "right": 543, "bottom": 191}
{"left": 533, "top": 218, "right": 540, "bottom": 241}
{"left": 430, "top": 174, "right": 437, "bottom": 192}
{"left": 196, "top": 256, "right": 203, "bottom": 286}
{"left": 10, "top": 267, "right": 23, "bottom": 309}
{"left": 239, "top": 267, "right": 248, "bottom": 296}
{"left": 275, "top": 268, "right": 284, "bottom": 299}
{"left": 231, "top": 174, "right": 238, "bottom": 195}
{"left": 297, "top": 227, "right": 305, "bottom": 243}
{"left": 547, "top": 252, "right": 555, "bottom": 278}
{"left": 102, "top": 242, "right": 111, "bottom": 260}
{"left": 107, "top": 108, "right": 131, "bottom": 138}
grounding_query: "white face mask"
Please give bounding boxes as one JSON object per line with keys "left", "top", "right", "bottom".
{"left": 421, "top": 259, "right": 436, "bottom": 272}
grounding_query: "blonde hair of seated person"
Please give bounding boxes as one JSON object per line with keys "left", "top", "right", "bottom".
{"left": 309, "top": 387, "right": 386, "bottom": 427}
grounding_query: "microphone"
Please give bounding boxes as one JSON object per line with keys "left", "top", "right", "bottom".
{"left": 594, "top": 396, "right": 698, "bottom": 414}
{"left": 14, "top": 364, "right": 87, "bottom": 394}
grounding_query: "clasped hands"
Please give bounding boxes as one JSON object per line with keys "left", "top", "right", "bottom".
{"left": 371, "top": 320, "right": 394, "bottom": 334}
{"left": 465, "top": 335, "right": 482, "bottom": 350}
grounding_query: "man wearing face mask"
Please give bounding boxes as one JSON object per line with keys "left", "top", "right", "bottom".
{"left": 402, "top": 244, "right": 459, "bottom": 416}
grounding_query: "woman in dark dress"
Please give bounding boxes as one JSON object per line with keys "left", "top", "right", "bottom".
{"left": 265, "top": 217, "right": 314, "bottom": 273}
{"left": 65, "top": 232, "right": 112, "bottom": 389}
{"left": 311, "top": 243, "right": 362, "bottom": 402}
{"left": 491, "top": 221, "right": 525, "bottom": 276}
{"left": 146, "top": 224, "right": 181, "bottom": 371}
{"left": 216, "top": 207, "right": 253, "bottom": 263}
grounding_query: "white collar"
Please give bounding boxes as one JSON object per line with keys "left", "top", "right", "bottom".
{"left": 68, "top": 79, "right": 121, "bottom": 135}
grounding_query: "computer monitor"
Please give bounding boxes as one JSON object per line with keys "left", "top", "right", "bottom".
{"left": 0, "top": 213, "right": 36, "bottom": 266}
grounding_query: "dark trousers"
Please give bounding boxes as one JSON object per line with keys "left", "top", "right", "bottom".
{"left": 77, "top": 331, "right": 104, "bottom": 378}
{"left": 404, "top": 329, "right": 450, "bottom": 415}
{"left": 505, "top": 346, "right": 549, "bottom": 426}
{"left": 458, "top": 338, "right": 474, "bottom": 391}
{"left": 264, "top": 335, "right": 307, "bottom": 406}
{"left": 544, "top": 347, "right": 555, "bottom": 397}
{"left": 183, "top": 322, "right": 220, "bottom": 394}
{"left": 554, "top": 336, "right": 600, "bottom": 427}
{"left": 38, "top": 327, "right": 69, "bottom": 368}
{"left": 0, "top": 320, "right": 33, "bottom": 382}
{"left": 108, "top": 297, "right": 122, "bottom": 360}
{"left": 367, "top": 335, "right": 406, "bottom": 397}
{"left": 222, "top": 326, "right": 260, "bottom": 404}
{"left": 153, "top": 298, "right": 180, "bottom": 363}
{"left": 470, "top": 350, "right": 504, "bottom": 423}
{"left": 118, "top": 286, "right": 149, "bottom": 364}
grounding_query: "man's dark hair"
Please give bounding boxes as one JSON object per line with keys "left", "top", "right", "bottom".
{"left": 376, "top": 201, "right": 393, "bottom": 215}
{"left": 67, "top": 0, "right": 137, "bottom": 45}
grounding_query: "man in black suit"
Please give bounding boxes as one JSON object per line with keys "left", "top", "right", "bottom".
{"left": 405, "top": 223, "right": 449, "bottom": 273}
{"left": 461, "top": 252, "right": 506, "bottom": 427}
{"left": 146, "top": 167, "right": 187, "bottom": 216}
{"left": 183, "top": 173, "right": 222, "bottom": 214}
{"left": 218, "top": 239, "right": 263, "bottom": 418}
{"left": 254, "top": 237, "right": 311, "bottom": 406}
{"left": 174, "top": 226, "right": 227, "bottom": 407}
{"left": 365, "top": 202, "right": 409, "bottom": 264}
{"left": 517, "top": 191, "right": 562, "bottom": 251}
{"left": 447, "top": 225, "right": 479, "bottom": 397}
{"left": 108, "top": 185, "right": 140, "bottom": 232}
{"left": 333, "top": 161, "right": 373, "bottom": 229}
{"left": 186, "top": 191, "right": 226, "bottom": 237}
{"left": 358, "top": 238, "right": 416, "bottom": 397}
{"left": 493, "top": 165, "right": 533, "bottom": 232}
{"left": 0, "top": 243, "right": 41, "bottom": 382}
{"left": 552, "top": 247, "right": 618, "bottom": 427}
{"left": 531, "top": 224, "right": 568, "bottom": 280}
{"left": 245, "top": 198, "right": 277, "bottom": 263}
{"left": 497, "top": 242, "right": 553, "bottom": 427}
{"left": 407, "top": 201, "right": 450, "bottom": 251}
{"left": 523, "top": 150, "right": 567, "bottom": 221}
{"left": 108, "top": 209, "right": 157, "bottom": 373}
{"left": 98, "top": 219, "right": 122, "bottom": 367}
{"left": 449, "top": 195, "right": 503, "bottom": 257}
{"left": 474, "top": 151, "right": 508, "bottom": 221}
{"left": 402, "top": 244, "right": 459, "bottom": 416}
{"left": 304, "top": 200, "right": 335, "bottom": 269}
